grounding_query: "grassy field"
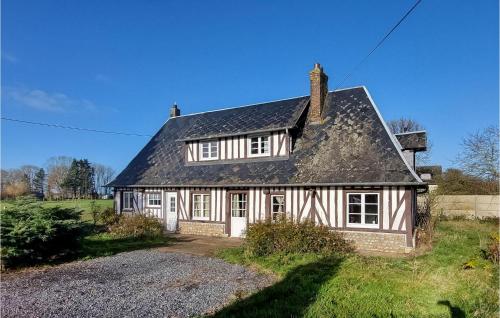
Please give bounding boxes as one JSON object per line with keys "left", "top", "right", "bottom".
{"left": 215, "top": 219, "right": 499, "bottom": 318}
{"left": 0, "top": 199, "right": 114, "bottom": 222}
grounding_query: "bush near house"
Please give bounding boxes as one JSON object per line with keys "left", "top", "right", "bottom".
{"left": 108, "top": 214, "right": 164, "bottom": 239}
{"left": 0, "top": 197, "right": 85, "bottom": 268}
{"left": 245, "top": 217, "right": 353, "bottom": 257}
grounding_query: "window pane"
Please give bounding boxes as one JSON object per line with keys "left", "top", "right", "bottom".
{"left": 365, "top": 194, "right": 378, "bottom": 204}
{"left": 349, "top": 214, "right": 362, "bottom": 223}
{"left": 211, "top": 142, "right": 218, "bottom": 157}
{"left": 349, "top": 194, "right": 362, "bottom": 204}
{"left": 349, "top": 203, "right": 361, "bottom": 214}
{"left": 203, "top": 195, "right": 210, "bottom": 217}
{"left": 365, "top": 214, "right": 378, "bottom": 224}
{"left": 170, "top": 197, "right": 176, "bottom": 212}
{"left": 272, "top": 195, "right": 284, "bottom": 213}
{"left": 365, "top": 204, "right": 378, "bottom": 214}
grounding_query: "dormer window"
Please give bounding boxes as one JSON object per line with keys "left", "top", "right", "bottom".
{"left": 200, "top": 141, "right": 218, "bottom": 160}
{"left": 249, "top": 135, "right": 270, "bottom": 157}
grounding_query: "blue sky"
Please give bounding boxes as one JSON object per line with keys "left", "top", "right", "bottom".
{"left": 2, "top": 0, "right": 498, "bottom": 173}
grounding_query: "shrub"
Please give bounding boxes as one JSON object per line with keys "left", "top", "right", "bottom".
{"left": 90, "top": 200, "right": 101, "bottom": 226}
{"left": 485, "top": 232, "right": 499, "bottom": 264}
{"left": 100, "top": 207, "right": 119, "bottom": 227}
{"left": 108, "top": 214, "right": 163, "bottom": 239}
{"left": 0, "top": 197, "right": 84, "bottom": 268}
{"left": 244, "top": 216, "right": 353, "bottom": 257}
{"left": 415, "top": 193, "right": 440, "bottom": 247}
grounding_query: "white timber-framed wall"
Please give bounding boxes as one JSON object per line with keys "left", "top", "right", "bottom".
{"left": 185, "top": 130, "right": 289, "bottom": 163}
{"left": 114, "top": 185, "right": 415, "bottom": 247}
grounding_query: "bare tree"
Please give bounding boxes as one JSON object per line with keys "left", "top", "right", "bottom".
{"left": 387, "top": 118, "right": 424, "bottom": 134}
{"left": 19, "top": 165, "right": 40, "bottom": 193}
{"left": 455, "top": 126, "right": 499, "bottom": 181}
{"left": 93, "top": 164, "right": 115, "bottom": 196}
{"left": 387, "top": 117, "right": 431, "bottom": 165}
{"left": 45, "top": 156, "right": 74, "bottom": 199}
{"left": 1, "top": 169, "right": 30, "bottom": 199}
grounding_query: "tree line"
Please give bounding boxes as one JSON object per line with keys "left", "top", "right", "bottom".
{"left": 1, "top": 156, "right": 115, "bottom": 200}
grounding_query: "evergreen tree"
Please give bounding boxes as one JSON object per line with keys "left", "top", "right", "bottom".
{"left": 63, "top": 159, "right": 80, "bottom": 198}
{"left": 62, "top": 159, "right": 96, "bottom": 198}
{"left": 32, "top": 168, "right": 46, "bottom": 198}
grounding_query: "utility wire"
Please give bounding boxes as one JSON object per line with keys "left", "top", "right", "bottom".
{"left": 334, "top": 0, "right": 423, "bottom": 89}
{"left": 1, "top": 117, "right": 153, "bottom": 137}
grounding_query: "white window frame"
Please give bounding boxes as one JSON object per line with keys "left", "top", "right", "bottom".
{"left": 192, "top": 193, "right": 210, "bottom": 220}
{"left": 271, "top": 194, "right": 285, "bottom": 221}
{"left": 231, "top": 193, "right": 247, "bottom": 217}
{"left": 199, "top": 140, "right": 218, "bottom": 161}
{"left": 347, "top": 193, "right": 379, "bottom": 228}
{"left": 147, "top": 192, "right": 161, "bottom": 207}
{"left": 169, "top": 195, "right": 176, "bottom": 213}
{"left": 248, "top": 135, "right": 270, "bottom": 157}
{"left": 123, "top": 191, "right": 134, "bottom": 211}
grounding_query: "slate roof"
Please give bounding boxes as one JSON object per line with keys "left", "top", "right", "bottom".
{"left": 395, "top": 131, "right": 427, "bottom": 151}
{"left": 179, "top": 97, "right": 309, "bottom": 141}
{"left": 108, "top": 86, "right": 423, "bottom": 187}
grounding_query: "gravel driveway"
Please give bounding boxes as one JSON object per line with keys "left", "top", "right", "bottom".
{"left": 1, "top": 250, "right": 273, "bottom": 318}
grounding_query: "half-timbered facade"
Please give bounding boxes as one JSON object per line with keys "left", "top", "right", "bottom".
{"left": 108, "top": 64, "right": 427, "bottom": 253}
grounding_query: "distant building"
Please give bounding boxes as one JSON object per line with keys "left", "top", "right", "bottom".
{"left": 416, "top": 165, "right": 443, "bottom": 191}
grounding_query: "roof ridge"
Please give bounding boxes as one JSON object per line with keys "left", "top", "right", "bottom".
{"left": 173, "top": 94, "right": 309, "bottom": 119}
{"left": 172, "top": 85, "right": 365, "bottom": 120}
{"left": 394, "top": 130, "right": 427, "bottom": 135}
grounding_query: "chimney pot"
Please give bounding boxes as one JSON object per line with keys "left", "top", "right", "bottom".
{"left": 170, "top": 103, "right": 180, "bottom": 118}
{"left": 309, "top": 63, "right": 329, "bottom": 122}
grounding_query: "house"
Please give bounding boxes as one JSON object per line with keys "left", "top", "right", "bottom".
{"left": 107, "top": 64, "right": 428, "bottom": 253}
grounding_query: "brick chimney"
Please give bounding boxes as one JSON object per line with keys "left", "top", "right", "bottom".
{"left": 309, "top": 63, "right": 328, "bottom": 122}
{"left": 170, "top": 103, "right": 180, "bottom": 118}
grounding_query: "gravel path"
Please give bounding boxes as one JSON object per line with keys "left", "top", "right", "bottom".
{"left": 1, "top": 250, "right": 273, "bottom": 318}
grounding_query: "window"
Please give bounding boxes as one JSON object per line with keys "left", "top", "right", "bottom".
{"left": 147, "top": 193, "right": 161, "bottom": 207}
{"left": 200, "top": 141, "right": 218, "bottom": 160}
{"left": 347, "top": 193, "right": 379, "bottom": 227}
{"left": 231, "top": 193, "right": 247, "bottom": 217}
{"left": 123, "top": 192, "right": 134, "bottom": 210}
{"left": 169, "top": 196, "right": 176, "bottom": 213}
{"left": 193, "top": 194, "right": 210, "bottom": 219}
{"left": 271, "top": 194, "right": 285, "bottom": 221}
{"left": 249, "top": 135, "right": 270, "bottom": 156}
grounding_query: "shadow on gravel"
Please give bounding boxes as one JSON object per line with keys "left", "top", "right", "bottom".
{"left": 210, "top": 256, "right": 343, "bottom": 318}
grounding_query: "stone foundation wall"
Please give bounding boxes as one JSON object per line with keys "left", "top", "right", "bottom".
{"left": 178, "top": 221, "right": 227, "bottom": 237}
{"left": 339, "top": 230, "right": 410, "bottom": 254}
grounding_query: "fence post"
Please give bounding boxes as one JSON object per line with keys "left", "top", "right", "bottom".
{"left": 474, "top": 196, "right": 478, "bottom": 218}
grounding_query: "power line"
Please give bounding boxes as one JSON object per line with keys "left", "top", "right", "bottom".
{"left": 1, "top": 117, "right": 153, "bottom": 137}
{"left": 335, "top": 0, "right": 423, "bottom": 89}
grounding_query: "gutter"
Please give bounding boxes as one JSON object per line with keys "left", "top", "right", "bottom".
{"left": 105, "top": 181, "right": 428, "bottom": 188}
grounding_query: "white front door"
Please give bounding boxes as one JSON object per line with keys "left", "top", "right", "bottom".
{"left": 230, "top": 193, "right": 247, "bottom": 237}
{"left": 165, "top": 192, "right": 178, "bottom": 232}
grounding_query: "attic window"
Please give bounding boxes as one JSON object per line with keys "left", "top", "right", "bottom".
{"left": 200, "top": 141, "right": 218, "bottom": 160}
{"left": 249, "top": 135, "right": 270, "bottom": 157}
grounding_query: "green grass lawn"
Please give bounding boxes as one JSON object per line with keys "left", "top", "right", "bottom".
{"left": 0, "top": 199, "right": 113, "bottom": 222}
{"left": 214, "top": 219, "right": 499, "bottom": 318}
